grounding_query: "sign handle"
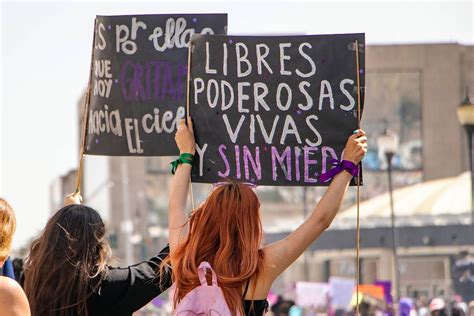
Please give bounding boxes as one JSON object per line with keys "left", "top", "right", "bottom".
{"left": 354, "top": 39, "right": 362, "bottom": 316}
{"left": 186, "top": 43, "right": 195, "bottom": 210}
{"left": 74, "top": 19, "right": 97, "bottom": 195}
{"left": 186, "top": 43, "right": 192, "bottom": 121}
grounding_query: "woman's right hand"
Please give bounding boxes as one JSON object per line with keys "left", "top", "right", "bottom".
{"left": 342, "top": 129, "right": 368, "bottom": 164}
{"left": 64, "top": 192, "right": 82, "bottom": 206}
{"left": 175, "top": 118, "right": 196, "bottom": 155}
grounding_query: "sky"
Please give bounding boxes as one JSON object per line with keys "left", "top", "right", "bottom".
{"left": 1, "top": 0, "right": 473, "bottom": 250}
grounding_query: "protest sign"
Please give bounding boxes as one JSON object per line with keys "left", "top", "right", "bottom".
{"left": 358, "top": 284, "right": 385, "bottom": 300}
{"left": 189, "top": 33, "right": 365, "bottom": 185}
{"left": 85, "top": 14, "right": 227, "bottom": 156}
{"left": 295, "top": 282, "right": 329, "bottom": 308}
{"left": 329, "top": 276, "right": 356, "bottom": 310}
{"left": 374, "top": 280, "right": 393, "bottom": 304}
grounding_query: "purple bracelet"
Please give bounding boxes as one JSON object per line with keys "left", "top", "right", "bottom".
{"left": 319, "top": 159, "right": 359, "bottom": 183}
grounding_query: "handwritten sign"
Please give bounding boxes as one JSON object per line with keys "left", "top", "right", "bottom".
{"left": 85, "top": 14, "right": 227, "bottom": 156}
{"left": 189, "top": 34, "right": 365, "bottom": 185}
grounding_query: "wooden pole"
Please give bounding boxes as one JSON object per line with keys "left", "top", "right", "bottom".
{"left": 74, "top": 19, "right": 97, "bottom": 194}
{"left": 186, "top": 43, "right": 192, "bottom": 121}
{"left": 186, "top": 43, "right": 195, "bottom": 210}
{"left": 354, "top": 39, "right": 362, "bottom": 316}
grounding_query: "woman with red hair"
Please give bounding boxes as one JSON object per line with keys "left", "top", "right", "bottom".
{"left": 166, "top": 118, "right": 367, "bottom": 315}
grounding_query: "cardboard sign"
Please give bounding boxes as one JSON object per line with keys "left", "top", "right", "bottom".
{"left": 296, "top": 282, "right": 329, "bottom": 307}
{"left": 358, "top": 284, "right": 385, "bottom": 300}
{"left": 189, "top": 33, "right": 365, "bottom": 185}
{"left": 85, "top": 14, "right": 227, "bottom": 156}
{"left": 329, "top": 277, "right": 356, "bottom": 310}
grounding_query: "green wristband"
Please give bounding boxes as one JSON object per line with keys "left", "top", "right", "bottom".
{"left": 179, "top": 153, "right": 195, "bottom": 162}
{"left": 170, "top": 153, "right": 195, "bottom": 175}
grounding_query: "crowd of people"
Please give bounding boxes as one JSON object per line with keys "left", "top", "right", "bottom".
{"left": 250, "top": 294, "right": 474, "bottom": 316}
{"left": 9, "top": 122, "right": 461, "bottom": 316}
{"left": 346, "top": 295, "right": 474, "bottom": 316}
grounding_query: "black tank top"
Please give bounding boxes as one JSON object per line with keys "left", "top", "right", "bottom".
{"left": 243, "top": 299, "right": 269, "bottom": 316}
{"left": 242, "top": 280, "right": 269, "bottom": 316}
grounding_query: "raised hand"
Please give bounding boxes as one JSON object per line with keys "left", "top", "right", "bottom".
{"left": 342, "top": 129, "right": 368, "bottom": 164}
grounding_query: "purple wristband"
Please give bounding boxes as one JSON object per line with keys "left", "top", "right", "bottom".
{"left": 340, "top": 160, "right": 359, "bottom": 176}
{"left": 319, "top": 159, "right": 359, "bottom": 183}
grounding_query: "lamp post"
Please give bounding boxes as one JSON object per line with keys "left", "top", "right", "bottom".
{"left": 377, "top": 130, "right": 401, "bottom": 305}
{"left": 456, "top": 91, "right": 474, "bottom": 226}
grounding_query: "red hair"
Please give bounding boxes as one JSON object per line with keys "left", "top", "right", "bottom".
{"left": 164, "top": 180, "right": 265, "bottom": 315}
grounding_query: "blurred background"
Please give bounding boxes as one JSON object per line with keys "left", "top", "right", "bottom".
{"left": 1, "top": 0, "right": 473, "bottom": 315}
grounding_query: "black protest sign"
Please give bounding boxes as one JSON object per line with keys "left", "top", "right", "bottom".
{"left": 189, "top": 34, "right": 365, "bottom": 186}
{"left": 85, "top": 14, "right": 227, "bottom": 156}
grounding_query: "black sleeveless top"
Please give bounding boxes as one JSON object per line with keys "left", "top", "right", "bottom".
{"left": 242, "top": 280, "right": 269, "bottom": 316}
{"left": 243, "top": 300, "right": 269, "bottom": 316}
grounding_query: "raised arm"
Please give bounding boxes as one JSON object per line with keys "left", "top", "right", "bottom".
{"left": 168, "top": 118, "right": 196, "bottom": 253}
{"left": 263, "top": 130, "right": 367, "bottom": 281}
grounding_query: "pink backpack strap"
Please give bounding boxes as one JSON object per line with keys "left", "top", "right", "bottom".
{"left": 197, "top": 261, "right": 218, "bottom": 286}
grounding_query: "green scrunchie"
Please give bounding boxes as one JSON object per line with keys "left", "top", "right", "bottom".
{"left": 170, "top": 153, "right": 194, "bottom": 175}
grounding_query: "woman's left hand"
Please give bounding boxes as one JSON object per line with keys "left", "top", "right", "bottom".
{"left": 64, "top": 192, "right": 82, "bottom": 206}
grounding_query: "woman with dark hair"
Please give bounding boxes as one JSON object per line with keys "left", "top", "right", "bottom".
{"left": 165, "top": 118, "right": 367, "bottom": 315}
{"left": 24, "top": 197, "right": 172, "bottom": 316}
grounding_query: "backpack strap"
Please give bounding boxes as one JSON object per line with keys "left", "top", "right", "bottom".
{"left": 197, "top": 261, "right": 218, "bottom": 286}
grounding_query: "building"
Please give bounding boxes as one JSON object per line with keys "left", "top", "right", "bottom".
{"left": 49, "top": 168, "right": 78, "bottom": 213}
{"left": 265, "top": 43, "right": 474, "bottom": 302}
{"left": 266, "top": 172, "right": 473, "bottom": 302}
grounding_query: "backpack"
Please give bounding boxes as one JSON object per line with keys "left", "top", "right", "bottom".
{"left": 173, "top": 261, "right": 235, "bottom": 316}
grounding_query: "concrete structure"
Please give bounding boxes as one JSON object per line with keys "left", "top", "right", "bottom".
{"left": 266, "top": 172, "right": 473, "bottom": 301}
{"left": 271, "top": 225, "right": 474, "bottom": 300}
{"left": 366, "top": 44, "right": 474, "bottom": 181}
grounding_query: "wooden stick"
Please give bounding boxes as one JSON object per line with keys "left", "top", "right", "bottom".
{"left": 75, "top": 19, "right": 97, "bottom": 194}
{"left": 354, "top": 39, "right": 362, "bottom": 316}
{"left": 186, "top": 43, "right": 195, "bottom": 210}
{"left": 186, "top": 43, "right": 192, "bottom": 121}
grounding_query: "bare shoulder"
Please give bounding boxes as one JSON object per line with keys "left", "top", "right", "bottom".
{"left": 0, "top": 276, "right": 24, "bottom": 298}
{"left": 0, "top": 276, "right": 31, "bottom": 316}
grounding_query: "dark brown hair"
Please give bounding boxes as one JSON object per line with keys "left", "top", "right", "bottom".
{"left": 24, "top": 204, "right": 109, "bottom": 316}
